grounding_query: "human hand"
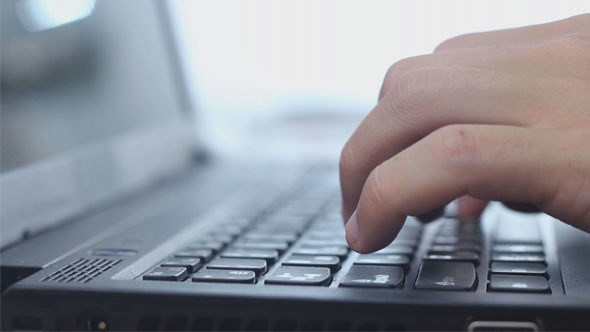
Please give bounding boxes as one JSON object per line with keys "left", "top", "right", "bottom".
{"left": 340, "top": 14, "right": 590, "bottom": 253}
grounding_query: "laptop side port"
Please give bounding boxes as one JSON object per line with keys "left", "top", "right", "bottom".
{"left": 467, "top": 320, "right": 540, "bottom": 332}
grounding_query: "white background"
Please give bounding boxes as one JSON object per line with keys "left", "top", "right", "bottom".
{"left": 170, "top": 1, "right": 590, "bottom": 160}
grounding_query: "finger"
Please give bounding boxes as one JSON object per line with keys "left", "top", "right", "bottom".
{"left": 435, "top": 13, "right": 590, "bottom": 52}
{"left": 340, "top": 67, "right": 543, "bottom": 220}
{"left": 457, "top": 196, "right": 488, "bottom": 220}
{"left": 345, "top": 125, "right": 589, "bottom": 253}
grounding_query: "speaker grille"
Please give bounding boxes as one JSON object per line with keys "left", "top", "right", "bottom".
{"left": 42, "top": 258, "right": 120, "bottom": 283}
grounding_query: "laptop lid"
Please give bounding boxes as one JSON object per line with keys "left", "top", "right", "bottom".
{"left": 1, "top": 0, "right": 198, "bottom": 248}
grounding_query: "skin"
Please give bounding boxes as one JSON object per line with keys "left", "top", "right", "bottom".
{"left": 339, "top": 14, "right": 590, "bottom": 254}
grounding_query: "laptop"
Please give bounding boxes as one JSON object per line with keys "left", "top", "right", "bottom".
{"left": 1, "top": 1, "right": 589, "bottom": 331}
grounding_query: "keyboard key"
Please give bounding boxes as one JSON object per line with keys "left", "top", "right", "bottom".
{"left": 390, "top": 239, "right": 419, "bottom": 248}
{"left": 294, "top": 246, "right": 349, "bottom": 259}
{"left": 429, "top": 244, "right": 481, "bottom": 254}
{"left": 355, "top": 254, "right": 410, "bottom": 268}
{"left": 301, "top": 238, "right": 348, "bottom": 247}
{"left": 395, "top": 230, "right": 421, "bottom": 240}
{"left": 161, "top": 258, "right": 202, "bottom": 273}
{"left": 265, "top": 266, "right": 332, "bottom": 286}
{"left": 492, "top": 244, "right": 544, "bottom": 254}
{"left": 423, "top": 251, "right": 480, "bottom": 265}
{"left": 415, "top": 261, "right": 476, "bottom": 291}
{"left": 192, "top": 269, "right": 256, "bottom": 284}
{"left": 175, "top": 249, "right": 214, "bottom": 262}
{"left": 489, "top": 274, "right": 550, "bottom": 293}
{"left": 491, "top": 253, "right": 545, "bottom": 263}
{"left": 232, "top": 241, "right": 289, "bottom": 253}
{"left": 221, "top": 248, "right": 279, "bottom": 263}
{"left": 207, "top": 258, "right": 267, "bottom": 275}
{"left": 243, "top": 233, "right": 298, "bottom": 243}
{"left": 307, "top": 230, "right": 346, "bottom": 238}
{"left": 375, "top": 245, "right": 414, "bottom": 256}
{"left": 490, "top": 262, "right": 547, "bottom": 275}
{"left": 143, "top": 266, "right": 187, "bottom": 281}
{"left": 495, "top": 217, "right": 541, "bottom": 244}
{"left": 340, "top": 265, "right": 404, "bottom": 288}
{"left": 283, "top": 255, "right": 340, "bottom": 271}
{"left": 253, "top": 224, "right": 304, "bottom": 234}
{"left": 433, "top": 236, "right": 460, "bottom": 245}
{"left": 186, "top": 241, "right": 225, "bottom": 252}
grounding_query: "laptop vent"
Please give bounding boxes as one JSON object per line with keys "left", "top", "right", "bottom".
{"left": 41, "top": 258, "right": 121, "bottom": 283}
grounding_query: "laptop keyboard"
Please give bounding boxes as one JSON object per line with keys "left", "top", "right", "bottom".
{"left": 141, "top": 168, "right": 551, "bottom": 294}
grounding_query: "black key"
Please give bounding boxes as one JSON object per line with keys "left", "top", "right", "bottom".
{"left": 301, "top": 238, "right": 348, "bottom": 247}
{"left": 415, "top": 261, "right": 476, "bottom": 291}
{"left": 294, "top": 246, "right": 349, "bottom": 259}
{"left": 232, "top": 241, "right": 289, "bottom": 253}
{"left": 457, "top": 234, "right": 483, "bottom": 243}
{"left": 252, "top": 224, "right": 304, "bottom": 234}
{"left": 257, "top": 221, "right": 308, "bottom": 230}
{"left": 221, "top": 248, "right": 279, "bottom": 263}
{"left": 390, "top": 239, "right": 419, "bottom": 248}
{"left": 492, "top": 244, "right": 544, "bottom": 254}
{"left": 395, "top": 229, "right": 421, "bottom": 240}
{"left": 491, "top": 253, "right": 545, "bottom": 263}
{"left": 186, "top": 241, "right": 225, "bottom": 252}
{"left": 437, "top": 229, "right": 459, "bottom": 237}
{"left": 175, "top": 249, "right": 214, "bottom": 262}
{"left": 433, "top": 236, "right": 460, "bottom": 245}
{"left": 265, "top": 266, "right": 332, "bottom": 286}
{"left": 490, "top": 262, "right": 547, "bottom": 275}
{"left": 243, "top": 233, "right": 297, "bottom": 243}
{"left": 192, "top": 269, "right": 256, "bottom": 283}
{"left": 423, "top": 251, "right": 480, "bottom": 265}
{"left": 161, "top": 257, "right": 202, "bottom": 273}
{"left": 375, "top": 245, "right": 414, "bottom": 256}
{"left": 440, "top": 218, "right": 460, "bottom": 227}
{"left": 143, "top": 266, "right": 187, "bottom": 281}
{"left": 207, "top": 258, "right": 267, "bottom": 275}
{"left": 307, "top": 230, "right": 346, "bottom": 238}
{"left": 429, "top": 244, "right": 481, "bottom": 254}
{"left": 340, "top": 265, "right": 404, "bottom": 288}
{"left": 495, "top": 218, "right": 541, "bottom": 244}
{"left": 489, "top": 274, "right": 550, "bottom": 293}
{"left": 355, "top": 254, "right": 410, "bottom": 268}
{"left": 283, "top": 255, "right": 340, "bottom": 271}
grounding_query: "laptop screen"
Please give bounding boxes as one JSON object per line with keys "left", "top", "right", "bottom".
{"left": 1, "top": 0, "right": 190, "bottom": 172}
{"left": 0, "top": 0, "right": 196, "bottom": 247}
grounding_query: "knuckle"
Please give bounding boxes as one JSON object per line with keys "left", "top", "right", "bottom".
{"left": 428, "top": 125, "right": 481, "bottom": 167}
{"left": 364, "top": 166, "right": 390, "bottom": 208}
{"left": 434, "top": 34, "right": 471, "bottom": 52}
{"left": 384, "top": 58, "right": 416, "bottom": 84}
{"left": 381, "top": 56, "right": 425, "bottom": 99}
{"left": 384, "top": 68, "right": 433, "bottom": 122}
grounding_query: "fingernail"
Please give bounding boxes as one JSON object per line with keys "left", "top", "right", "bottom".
{"left": 345, "top": 211, "right": 359, "bottom": 245}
